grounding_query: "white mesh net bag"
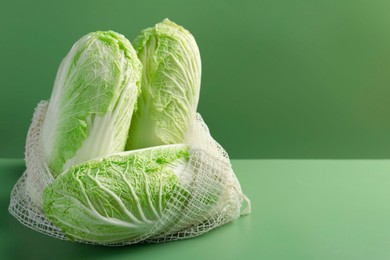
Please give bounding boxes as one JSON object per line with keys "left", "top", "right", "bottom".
{"left": 9, "top": 101, "right": 251, "bottom": 246}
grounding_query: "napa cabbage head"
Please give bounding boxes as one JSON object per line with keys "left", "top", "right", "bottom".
{"left": 43, "top": 144, "right": 190, "bottom": 244}
{"left": 126, "top": 19, "right": 201, "bottom": 150}
{"left": 41, "top": 31, "right": 142, "bottom": 177}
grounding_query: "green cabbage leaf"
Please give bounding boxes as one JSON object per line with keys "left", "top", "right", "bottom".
{"left": 43, "top": 144, "right": 190, "bottom": 243}
{"left": 126, "top": 19, "right": 201, "bottom": 150}
{"left": 41, "top": 31, "right": 142, "bottom": 177}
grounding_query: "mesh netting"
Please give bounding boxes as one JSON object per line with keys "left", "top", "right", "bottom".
{"left": 9, "top": 101, "right": 251, "bottom": 246}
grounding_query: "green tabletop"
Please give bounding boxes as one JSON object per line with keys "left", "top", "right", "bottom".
{"left": 2, "top": 158, "right": 390, "bottom": 260}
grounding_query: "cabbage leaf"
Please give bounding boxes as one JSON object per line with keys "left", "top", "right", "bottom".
{"left": 43, "top": 144, "right": 190, "bottom": 243}
{"left": 126, "top": 19, "right": 201, "bottom": 150}
{"left": 41, "top": 31, "right": 142, "bottom": 176}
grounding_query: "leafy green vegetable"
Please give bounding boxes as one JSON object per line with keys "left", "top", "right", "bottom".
{"left": 126, "top": 19, "right": 201, "bottom": 150}
{"left": 43, "top": 144, "right": 190, "bottom": 243}
{"left": 41, "top": 31, "right": 142, "bottom": 177}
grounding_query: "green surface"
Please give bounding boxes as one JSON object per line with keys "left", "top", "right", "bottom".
{"left": 3, "top": 158, "right": 390, "bottom": 260}
{"left": 2, "top": 0, "right": 390, "bottom": 159}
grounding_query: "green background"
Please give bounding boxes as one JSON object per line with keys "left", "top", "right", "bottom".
{"left": 3, "top": 1, "right": 390, "bottom": 258}
{"left": 2, "top": 0, "right": 390, "bottom": 159}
